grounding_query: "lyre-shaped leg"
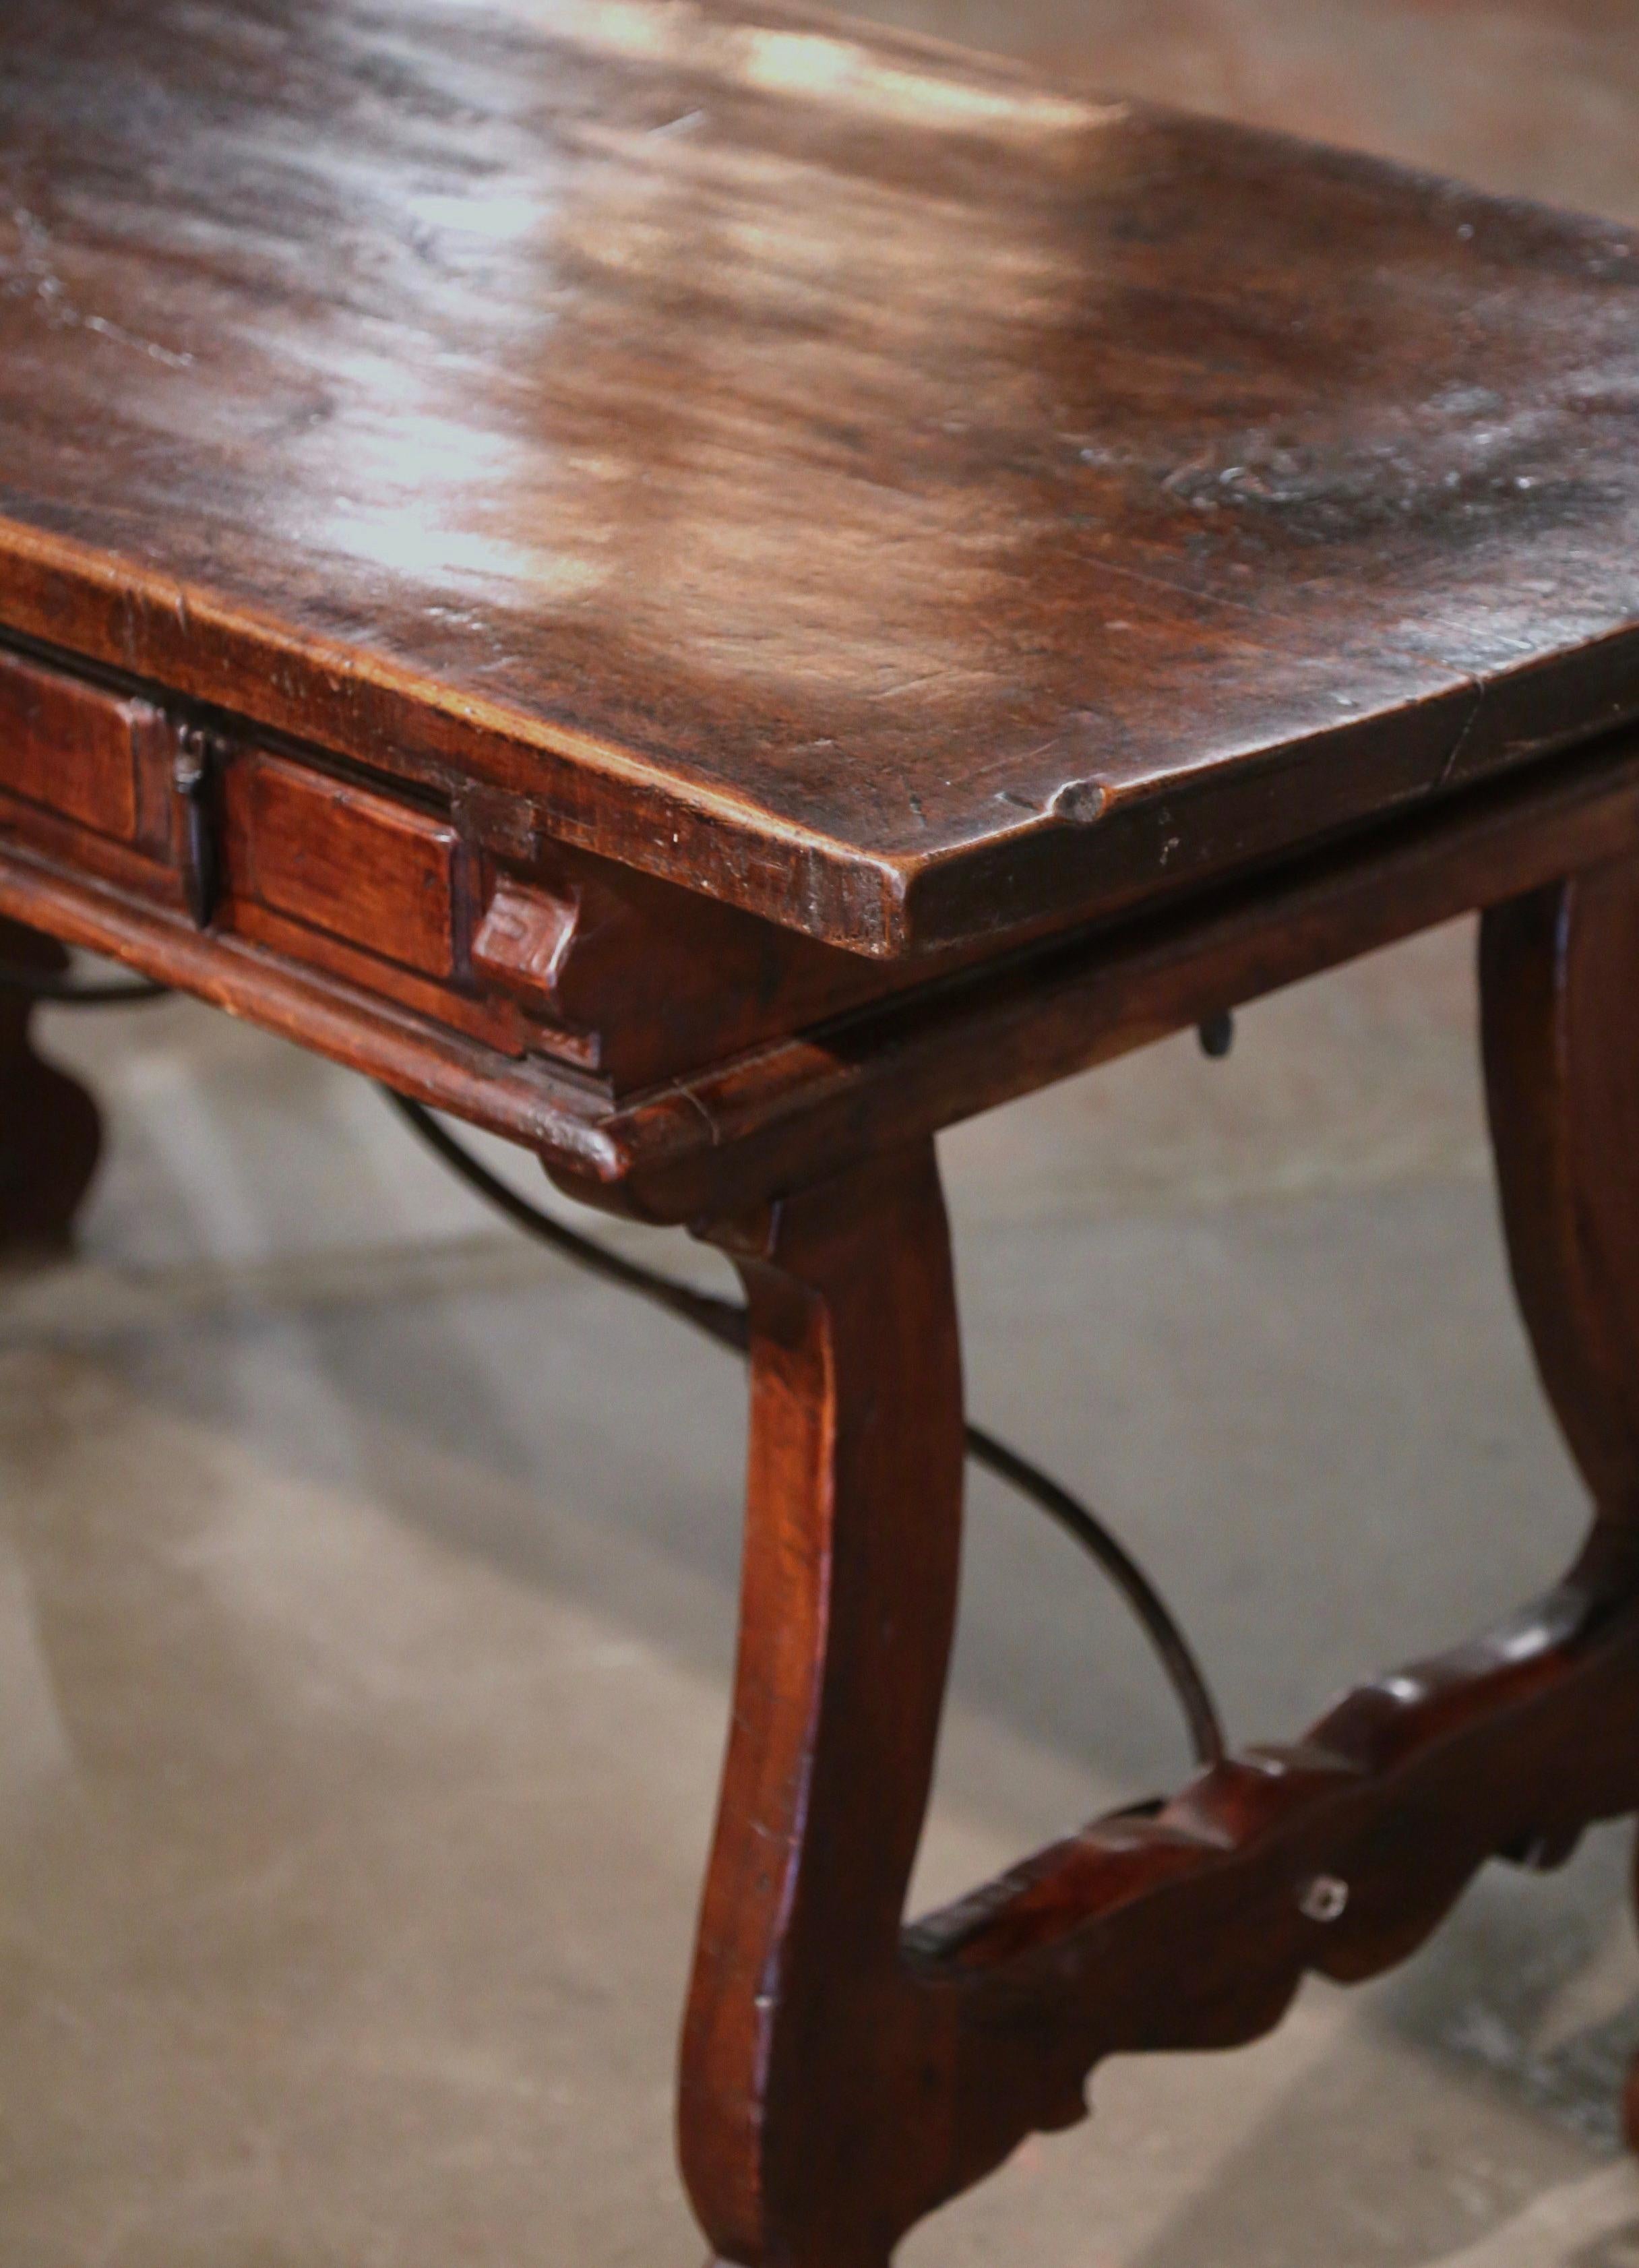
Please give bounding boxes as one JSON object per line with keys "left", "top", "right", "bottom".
{"left": 681, "top": 1142, "right": 966, "bottom": 2268}
{"left": 672, "top": 867, "right": 1639, "bottom": 2268}
{"left": 1480, "top": 864, "right": 1639, "bottom": 2148}
{"left": 0, "top": 914, "right": 100, "bottom": 1260}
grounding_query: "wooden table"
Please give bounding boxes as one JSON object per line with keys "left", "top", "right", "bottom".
{"left": 4, "top": 1, "right": 1639, "bottom": 2259}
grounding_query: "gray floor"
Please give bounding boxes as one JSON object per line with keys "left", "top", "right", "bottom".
{"left": 7, "top": 2, "right": 1639, "bottom": 2261}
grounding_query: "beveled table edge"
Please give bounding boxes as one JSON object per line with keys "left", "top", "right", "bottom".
{"left": 9, "top": 509, "right": 1638, "bottom": 966}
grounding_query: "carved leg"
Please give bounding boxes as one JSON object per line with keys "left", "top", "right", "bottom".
{"left": 0, "top": 914, "right": 100, "bottom": 1260}
{"left": 1480, "top": 868, "right": 1639, "bottom": 1522}
{"left": 681, "top": 1142, "right": 966, "bottom": 2268}
{"left": 670, "top": 871, "right": 1639, "bottom": 2268}
{"left": 1479, "top": 865, "right": 1639, "bottom": 2151}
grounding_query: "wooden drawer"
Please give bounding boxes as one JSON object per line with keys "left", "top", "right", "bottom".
{"left": 0, "top": 645, "right": 170, "bottom": 840}
{"left": 221, "top": 749, "right": 462, "bottom": 981}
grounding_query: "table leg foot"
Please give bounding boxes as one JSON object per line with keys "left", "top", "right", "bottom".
{"left": 0, "top": 915, "right": 101, "bottom": 1260}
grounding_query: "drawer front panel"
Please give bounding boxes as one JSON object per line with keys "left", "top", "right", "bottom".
{"left": 0, "top": 646, "right": 166, "bottom": 839}
{"left": 223, "top": 752, "right": 459, "bottom": 979}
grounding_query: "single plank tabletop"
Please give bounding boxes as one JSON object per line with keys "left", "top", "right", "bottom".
{"left": 2, "top": 0, "right": 1638, "bottom": 954}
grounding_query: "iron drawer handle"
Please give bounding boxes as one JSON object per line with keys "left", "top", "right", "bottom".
{"left": 173, "top": 727, "right": 223, "bottom": 930}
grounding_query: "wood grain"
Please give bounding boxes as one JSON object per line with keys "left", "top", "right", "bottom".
{"left": 1481, "top": 861, "right": 1639, "bottom": 2157}
{"left": 470, "top": 852, "right": 904, "bottom": 1089}
{"left": 0, "top": 645, "right": 166, "bottom": 843}
{"left": 571, "top": 725, "right": 1639, "bottom": 1222}
{"left": 1, "top": 0, "right": 1637, "bottom": 951}
{"left": 682, "top": 1142, "right": 966, "bottom": 2268}
{"left": 6, "top": 9, "right": 1639, "bottom": 2257}
{"left": 678, "top": 1115, "right": 1639, "bottom": 2264}
{"left": 221, "top": 752, "right": 460, "bottom": 981}
{"left": 10, "top": 717, "right": 1639, "bottom": 1215}
{"left": 1483, "top": 866, "right": 1639, "bottom": 1520}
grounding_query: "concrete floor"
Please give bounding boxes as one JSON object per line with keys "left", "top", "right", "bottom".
{"left": 5, "top": 5, "right": 1639, "bottom": 2264}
